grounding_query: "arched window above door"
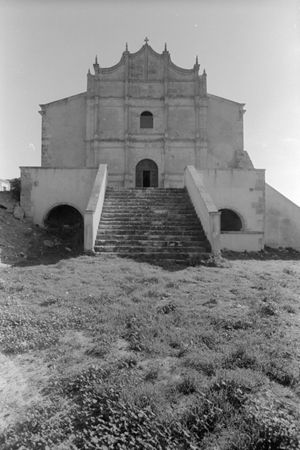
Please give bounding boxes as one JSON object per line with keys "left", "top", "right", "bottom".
{"left": 140, "top": 111, "right": 153, "bottom": 129}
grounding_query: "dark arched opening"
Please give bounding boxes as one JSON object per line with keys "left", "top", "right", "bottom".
{"left": 44, "top": 205, "right": 84, "bottom": 250}
{"left": 140, "top": 111, "right": 153, "bottom": 129}
{"left": 220, "top": 209, "right": 243, "bottom": 232}
{"left": 136, "top": 159, "right": 158, "bottom": 188}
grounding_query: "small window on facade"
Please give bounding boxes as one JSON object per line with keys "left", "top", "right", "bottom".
{"left": 140, "top": 111, "right": 153, "bottom": 129}
{"left": 220, "top": 209, "right": 243, "bottom": 232}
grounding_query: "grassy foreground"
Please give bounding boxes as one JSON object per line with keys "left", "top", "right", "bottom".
{"left": 0, "top": 254, "right": 299, "bottom": 449}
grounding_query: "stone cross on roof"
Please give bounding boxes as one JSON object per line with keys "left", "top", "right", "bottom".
{"left": 144, "top": 37, "right": 149, "bottom": 44}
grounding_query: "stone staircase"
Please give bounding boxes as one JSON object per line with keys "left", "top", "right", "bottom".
{"left": 95, "top": 188, "right": 211, "bottom": 263}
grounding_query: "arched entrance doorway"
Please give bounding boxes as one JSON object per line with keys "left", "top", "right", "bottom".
{"left": 135, "top": 159, "right": 158, "bottom": 188}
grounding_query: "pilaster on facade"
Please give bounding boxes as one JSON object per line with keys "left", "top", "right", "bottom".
{"left": 39, "top": 107, "right": 49, "bottom": 166}
{"left": 198, "top": 90, "right": 208, "bottom": 168}
{"left": 85, "top": 96, "right": 95, "bottom": 166}
{"left": 144, "top": 40, "right": 149, "bottom": 81}
{"left": 162, "top": 45, "right": 170, "bottom": 185}
{"left": 124, "top": 47, "right": 131, "bottom": 186}
{"left": 194, "top": 61, "right": 200, "bottom": 168}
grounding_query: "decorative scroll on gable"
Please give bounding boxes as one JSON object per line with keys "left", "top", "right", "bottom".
{"left": 168, "top": 62, "right": 195, "bottom": 82}
{"left": 88, "top": 40, "right": 205, "bottom": 85}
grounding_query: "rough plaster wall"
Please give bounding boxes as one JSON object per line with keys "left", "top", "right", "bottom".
{"left": 42, "top": 94, "right": 86, "bottom": 167}
{"left": 99, "top": 106, "right": 124, "bottom": 139}
{"left": 265, "top": 184, "right": 300, "bottom": 250}
{"left": 168, "top": 66, "right": 194, "bottom": 82}
{"left": 21, "top": 168, "right": 97, "bottom": 225}
{"left": 147, "top": 51, "right": 164, "bottom": 80}
{"left": 129, "top": 83, "right": 163, "bottom": 98}
{"left": 96, "top": 147, "right": 125, "bottom": 173}
{"left": 207, "top": 96, "right": 243, "bottom": 167}
{"left": 166, "top": 147, "right": 195, "bottom": 173}
{"left": 99, "top": 82, "right": 124, "bottom": 97}
{"left": 168, "top": 106, "right": 195, "bottom": 139}
{"left": 100, "top": 64, "right": 125, "bottom": 81}
{"left": 199, "top": 169, "right": 265, "bottom": 232}
{"left": 129, "top": 52, "right": 145, "bottom": 80}
{"left": 168, "top": 82, "right": 194, "bottom": 97}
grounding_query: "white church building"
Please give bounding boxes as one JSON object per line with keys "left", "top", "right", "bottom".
{"left": 20, "top": 40, "right": 300, "bottom": 255}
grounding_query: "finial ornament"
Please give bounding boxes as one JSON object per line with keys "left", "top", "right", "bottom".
{"left": 144, "top": 37, "right": 149, "bottom": 44}
{"left": 203, "top": 68, "right": 206, "bottom": 75}
{"left": 196, "top": 55, "right": 199, "bottom": 65}
{"left": 125, "top": 42, "right": 128, "bottom": 51}
{"left": 93, "top": 55, "right": 100, "bottom": 74}
{"left": 164, "top": 42, "right": 167, "bottom": 51}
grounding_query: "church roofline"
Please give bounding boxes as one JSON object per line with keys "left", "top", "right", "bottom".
{"left": 208, "top": 93, "right": 245, "bottom": 106}
{"left": 93, "top": 41, "right": 197, "bottom": 75}
{"left": 39, "top": 92, "right": 86, "bottom": 108}
{"left": 100, "top": 54, "right": 126, "bottom": 74}
{"left": 168, "top": 59, "right": 195, "bottom": 74}
{"left": 128, "top": 42, "right": 161, "bottom": 58}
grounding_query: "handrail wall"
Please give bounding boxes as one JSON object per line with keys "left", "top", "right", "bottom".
{"left": 184, "top": 165, "right": 221, "bottom": 254}
{"left": 84, "top": 164, "right": 108, "bottom": 251}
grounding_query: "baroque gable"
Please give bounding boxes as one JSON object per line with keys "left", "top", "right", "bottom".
{"left": 87, "top": 41, "right": 206, "bottom": 91}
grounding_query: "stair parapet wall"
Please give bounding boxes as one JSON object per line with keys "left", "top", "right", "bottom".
{"left": 20, "top": 167, "right": 97, "bottom": 224}
{"left": 84, "top": 164, "right": 108, "bottom": 251}
{"left": 194, "top": 168, "right": 265, "bottom": 251}
{"left": 184, "top": 166, "right": 221, "bottom": 254}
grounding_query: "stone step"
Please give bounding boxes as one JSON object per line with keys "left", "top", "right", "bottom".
{"left": 95, "top": 239, "right": 208, "bottom": 247}
{"left": 104, "top": 199, "right": 189, "bottom": 203}
{"left": 96, "top": 233, "right": 206, "bottom": 240}
{"left": 104, "top": 195, "right": 190, "bottom": 199}
{"left": 106, "top": 187, "right": 185, "bottom": 190}
{"left": 97, "top": 228, "right": 203, "bottom": 235}
{"left": 102, "top": 206, "right": 192, "bottom": 211}
{"left": 98, "top": 224, "right": 202, "bottom": 230}
{"left": 105, "top": 189, "right": 185, "bottom": 195}
{"left": 95, "top": 187, "right": 211, "bottom": 261}
{"left": 104, "top": 191, "right": 188, "bottom": 196}
{"left": 99, "top": 215, "right": 201, "bottom": 221}
{"left": 102, "top": 205, "right": 195, "bottom": 210}
{"left": 97, "top": 228, "right": 206, "bottom": 234}
{"left": 100, "top": 215, "right": 200, "bottom": 222}
{"left": 94, "top": 245, "right": 209, "bottom": 253}
{"left": 101, "top": 209, "right": 196, "bottom": 214}
{"left": 104, "top": 191, "right": 187, "bottom": 195}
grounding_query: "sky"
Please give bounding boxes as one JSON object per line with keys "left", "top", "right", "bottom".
{"left": 0, "top": 0, "right": 299, "bottom": 204}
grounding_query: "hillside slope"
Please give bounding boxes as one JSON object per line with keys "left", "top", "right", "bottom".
{"left": 0, "top": 192, "right": 299, "bottom": 449}
{"left": 0, "top": 254, "right": 299, "bottom": 448}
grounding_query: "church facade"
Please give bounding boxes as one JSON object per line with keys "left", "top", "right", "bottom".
{"left": 20, "top": 40, "right": 300, "bottom": 253}
{"left": 39, "top": 39, "right": 253, "bottom": 187}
